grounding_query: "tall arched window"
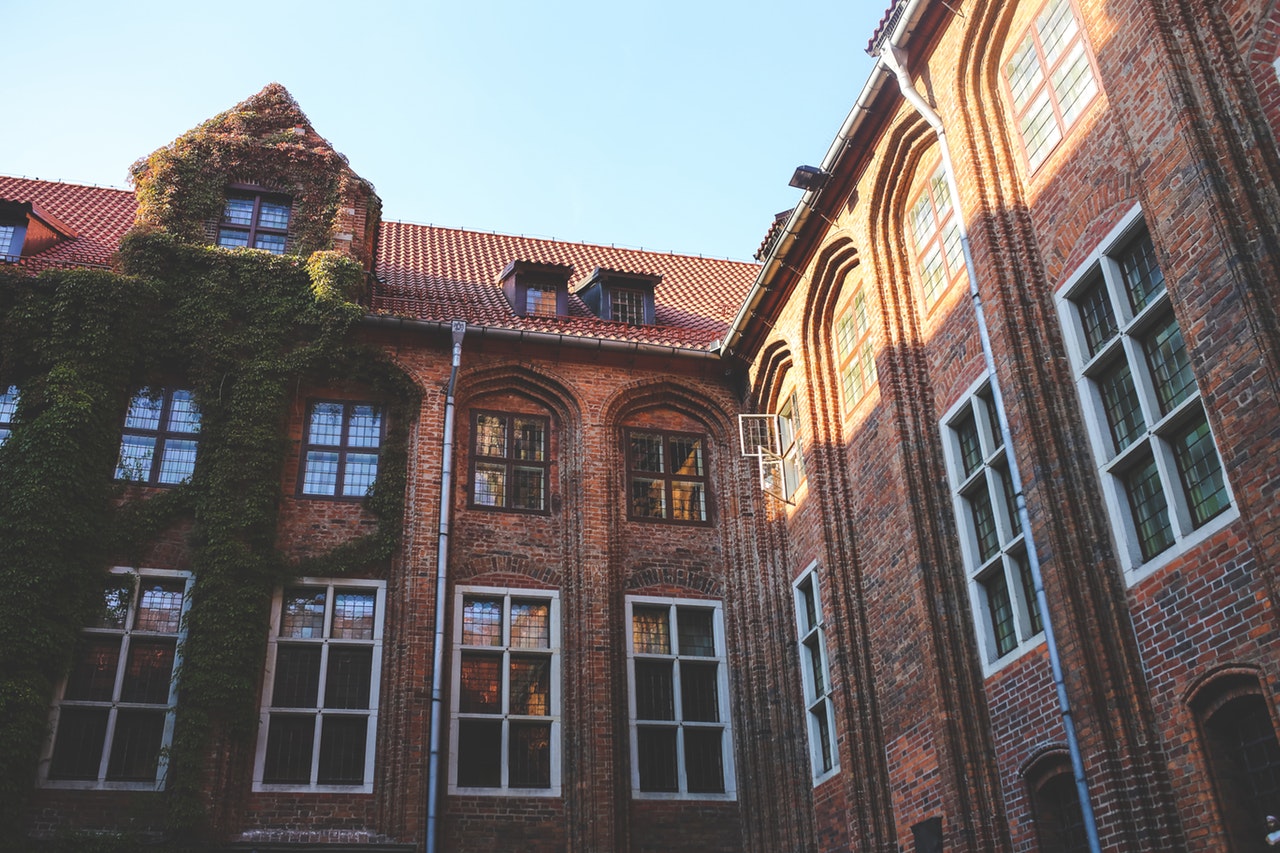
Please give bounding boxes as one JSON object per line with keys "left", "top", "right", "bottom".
{"left": 1025, "top": 751, "right": 1088, "bottom": 853}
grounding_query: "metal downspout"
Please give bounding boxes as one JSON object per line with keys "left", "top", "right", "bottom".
{"left": 426, "top": 320, "right": 466, "bottom": 853}
{"left": 880, "top": 45, "right": 1102, "bottom": 853}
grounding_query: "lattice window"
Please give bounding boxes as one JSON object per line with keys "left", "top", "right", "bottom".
{"left": 300, "top": 401, "right": 383, "bottom": 498}
{"left": 907, "top": 164, "right": 965, "bottom": 307}
{"left": 943, "top": 383, "right": 1043, "bottom": 666}
{"left": 794, "top": 567, "right": 839, "bottom": 781}
{"left": 254, "top": 580, "right": 385, "bottom": 791}
{"left": 43, "top": 568, "right": 191, "bottom": 789}
{"left": 470, "top": 411, "right": 550, "bottom": 512}
{"left": 626, "top": 429, "right": 710, "bottom": 523}
{"left": 450, "top": 587, "right": 560, "bottom": 794}
{"left": 1059, "top": 216, "right": 1232, "bottom": 575}
{"left": 627, "top": 596, "right": 735, "bottom": 799}
{"left": 115, "top": 388, "right": 201, "bottom": 486}
{"left": 218, "top": 192, "right": 291, "bottom": 254}
{"left": 1005, "top": 0, "right": 1099, "bottom": 171}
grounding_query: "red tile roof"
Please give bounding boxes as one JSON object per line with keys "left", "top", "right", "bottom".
{"left": 375, "top": 222, "right": 759, "bottom": 350}
{"left": 0, "top": 176, "right": 760, "bottom": 351}
{"left": 0, "top": 176, "right": 137, "bottom": 271}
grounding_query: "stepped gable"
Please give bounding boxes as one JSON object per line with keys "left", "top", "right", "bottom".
{"left": 0, "top": 176, "right": 136, "bottom": 271}
{"left": 374, "top": 221, "right": 759, "bottom": 349}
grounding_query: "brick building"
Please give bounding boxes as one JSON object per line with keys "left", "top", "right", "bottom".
{"left": 3, "top": 0, "right": 1280, "bottom": 850}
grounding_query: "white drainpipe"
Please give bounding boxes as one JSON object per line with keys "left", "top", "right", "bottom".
{"left": 880, "top": 41, "right": 1102, "bottom": 853}
{"left": 426, "top": 319, "right": 466, "bottom": 853}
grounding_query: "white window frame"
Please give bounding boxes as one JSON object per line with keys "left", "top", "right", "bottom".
{"left": 448, "top": 585, "right": 561, "bottom": 796}
{"left": 941, "top": 379, "right": 1045, "bottom": 673}
{"left": 252, "top": 578, "right": 386, "bottom": 793}
{"left": 1055, "top": 206, "right": 1236, "bottom": 585}
{"left": 40, "top": 566, "right": 193, "bottom": 790}
{"left": 793, "top": 563, "right": 839, "bottom": 784}
{"left": 625, "top": 595, "right": 736, "bottom": 801}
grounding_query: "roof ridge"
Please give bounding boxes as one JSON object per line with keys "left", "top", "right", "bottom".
{"left": 0, "top": 174, "right": 134, "bottom": 196}
{"left": 382, "top": 219, "right": 760, "bottom": 268}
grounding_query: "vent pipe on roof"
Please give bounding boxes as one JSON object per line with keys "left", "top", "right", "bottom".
{"left": 426, "top": 320, "right": 466, "bottom": 853}
{"left": 879, "top": 38, "right": 1102, "bottom": 853}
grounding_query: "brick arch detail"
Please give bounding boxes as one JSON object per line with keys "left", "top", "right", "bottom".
{"left": 600, "top": 377, "right": 735, "bottom": 446}
{"left": 625, "top": 564, "right": 722, "bottom": 598}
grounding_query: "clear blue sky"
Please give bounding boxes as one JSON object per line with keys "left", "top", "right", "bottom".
{"left": 5, "top": 1, "right": 888, "bottom": 262}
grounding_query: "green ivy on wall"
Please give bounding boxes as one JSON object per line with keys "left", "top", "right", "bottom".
{"left": 0, "top": 231, "right": 417, "bottom": 845}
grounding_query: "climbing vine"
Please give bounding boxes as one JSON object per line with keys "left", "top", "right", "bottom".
{"left": 0, "top": 230, "right": 417, "bottom": 845}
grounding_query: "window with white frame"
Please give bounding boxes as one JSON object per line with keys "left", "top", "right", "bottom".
{"left": 116, "top": 388, "right": 201, "bottom": 485}
{"left": 0, "top": 385, "right": 17, "bottom": 445}
{"left": 1005, "top": 0, "right": 1100, "bottom": 171}
{"left": 943, "top": 384, "right": 1044, "bottom": 666}
{"left": 777, "top": 393, "right": 805, "bottom": 499}
{"left": 1059, "top": 216, "right": 1232, "bottom": 576}
{"left": 450, "top": 587, "right": 560, "bottom": 793}
{"left": 907, "top": 164, "right": 965, "bottom": 307}
{"left": 835, "top": 287, "right": 878, "bottom": 409}
{"left": 626, "top": 596, "right": 735, "bottom": 798}
{"left": 739, "top": 390, "right": 806, "bottom": 504}
{"left": 43, "top": 568, "right": 191, "bottom": 788}
{"left": 254, "top": 580, "right": 385, "bottom": 791}
{"left": 794, "top": 566, "right": 838, "bottom": 781}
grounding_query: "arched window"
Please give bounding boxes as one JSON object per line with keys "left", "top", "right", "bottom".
{"left": 1025, "top": 752, "right": 1088, "bottom": 853}
{"left": 1193, "top": 672, "right": 1280, "bottom": 850}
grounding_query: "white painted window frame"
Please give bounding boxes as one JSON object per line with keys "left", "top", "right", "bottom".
{"left": 448, "top": 585, "right": 562, "bottom": 796}
{"left": 1055, "top": 205, "right": 1237, "bottom": 585}
{"left": 252, "top": 577, "right": 386, "bottom": 793}
{"left": 941, "top": 379, "right": 1045, "bottom": 674}
{"left": 39, "top": 566, "right": 193, "bottom": 790}
{"left": 793, "top": 563, "right": 839, "bottom": 784}
{"left": 625, "top": 595, "right": 736, "bottom": 801}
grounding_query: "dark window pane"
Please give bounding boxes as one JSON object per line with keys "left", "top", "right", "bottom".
{"left": 677, "top": 609, "right": 715, "bottom": 657}
{"left": 509, "top": 721, "right": 552, "bottom": 788}
{"left": 509, "top": 655, "right": 550, "bottom": 716}
{"left": 630, "top": 434, "right": 664, "bottom": 472}
{"left": 1015, "top": 552, "right": 1043, "bottom": 634}
{"left": 969, "top": 486, "right": 1000, "bottom": 563}
{"left": 684, "top": 728, "right": 726, "bottom": 793}
{"left": 513, "top": 418, "right": 546, "bottom": 461}
{"left": 956, "top": 410, "right": 983, "bottom": 476}
{"left": 1144, "top": 313, "right": 1194, "bottom": 414}
{"left": 263, "top": 715, "right": 315, "bottom": 783}
{"left": 459, "top": 653, "right": 501, "bottom": 713}
{"left": 1034, "top": 770, "right": 1090, "bottom": 853}
{"left": 1118, "top": 231, "right": 1165, "bottom": 313}
{"left": 325, "top": 646, "right": 372, "bottom": 710}
{"left": 272, "top": 645, "right": 322, "bottom": 708}
{"left": 814, "top": 704, "right": 834, "bottom": 772}
{"left": 512, "top": 466, "right": 546, "bottom": 510}
{"left": 634, "top": 660, "right": 675, "bottom": 721}
{"left": 630, "top": 478, "right": 666, "bottom": 518}
{"left": 95, "top": 579, "right": 132, "bottom": 630}
{"left": 983, "top": 572, "right": 1017, "bottom": 657}
{"left": 105, "top": 710, "right": 164, "bottom": 781}
{"left": 1097, "top": 360, "right": 1145, "bottom": 452}
{"left": 120, "top": 638, "right": 176, "bottom": 704}
{"left": 1173, "top": 416, "right": 1230, "bottom": 527}
{"left": 637, "top": 727, "right": 678, "bottom": 792}
{"left": 805, "top": 637, "right": 826, "bottom": 696}
{"left": 457, "top": 719, "right": 502, "bottom": 787}
{"left": 1123, "top": 454, "right": 1174, "bottom": 560}
{"left": 680, "top": 662, "right": 720, "bottom": 722}
{"left": 669, "top": 437, "right": 704, "bottom": 476}
{"left": 65, "top": 639, "right": 121, "bottom": 701}
{"left": 317, "top": 716, "right": 367, "bottom": 784}
{"left": 798, "top": 578, "right": 818, "bottom": 634}
{"left": 49, "top": 708, "right": 108, "bottom": 779}
{"left": 1075, "top": 278, "right": 1118, "bottom": 357}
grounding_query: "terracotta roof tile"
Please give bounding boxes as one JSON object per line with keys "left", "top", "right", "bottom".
{"left": 0, "top": 176, "right": 137, "bottom": 271}
{"left": 373, "top": 222, "right": 758, "bottom": 350}
{"left": 0, "top": 178, "right": 760, "bottom": 351}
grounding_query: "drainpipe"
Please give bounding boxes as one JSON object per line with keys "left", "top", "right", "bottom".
{"left": 426, "top": 319, "right": 466, "bottom": 853}
{"left": 880, "top": 44, "right": 1102, "bottom": 853}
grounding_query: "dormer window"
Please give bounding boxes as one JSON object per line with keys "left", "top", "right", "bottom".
{"left": 0, "top": 225, "right": 19, "bottom": 262}
{"left": 578, "top": 268, "right": 660, "bottom": 326}
{"left": 218, "top": 191, "right": 291, "bottom": 254}
{"left": 500, "top": 261, "right": 572, "bottom": 318}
